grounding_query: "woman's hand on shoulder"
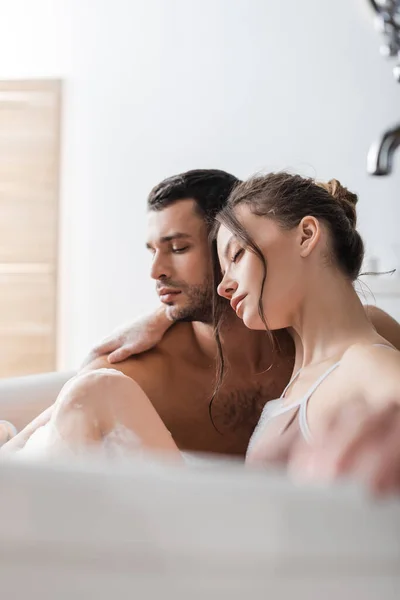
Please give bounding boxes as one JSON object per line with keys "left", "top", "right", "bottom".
{"left": 81, "top": 306, "right": 173, "bottom": 367}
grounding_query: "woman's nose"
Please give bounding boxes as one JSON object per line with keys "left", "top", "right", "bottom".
{"left": 217, "top": 275, "right": 238, "bottom": 300}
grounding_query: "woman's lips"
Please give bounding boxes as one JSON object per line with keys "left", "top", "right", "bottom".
{"left": 230, "top": 294, "right": 247, "bottom": 314}
{"left": 235, "top": 297, "right": 246, "bottom": 315}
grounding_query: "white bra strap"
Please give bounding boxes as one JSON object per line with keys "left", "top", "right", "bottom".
{"left": 293, "top": 343, "right": 394, "bottom": 442}
{"left": 280, "top": 369, "right": 302, "bottom": 399}
{"left": 298, "top": 361, "right": 341, "bottom": 443}
{"left": 298, "top": 401, "right": 313, "bottom": 443}
{"left": 373, "top": 343, "right": 395, "bottom": 350}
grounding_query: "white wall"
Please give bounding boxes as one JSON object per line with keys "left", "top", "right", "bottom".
{"left": 0, "top": 0, "right": 399, "bottom": 368}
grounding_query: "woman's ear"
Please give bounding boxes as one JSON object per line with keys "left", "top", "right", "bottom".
{"left": 298, "top": 216, "right": 320, "bottom": 257}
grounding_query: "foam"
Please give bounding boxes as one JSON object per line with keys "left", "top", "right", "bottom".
{"left": 102, "top": 423, "right": 143, "bottom": 458}
{"left": 15, "top": 422, "right": 73, "bottom": 461}
{"left": 12, "top": 420, "right": 145, "bottom": 463}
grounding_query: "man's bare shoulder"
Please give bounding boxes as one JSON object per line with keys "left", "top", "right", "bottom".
{"left": 82, "top": 322, "right": 195, "bottom": 391}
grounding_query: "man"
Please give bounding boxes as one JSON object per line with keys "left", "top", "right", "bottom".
{"left": 2, "top": 169, "right": 292, "bottom": 456}
{"left": 86, "top": 170, "right": 295, "bottom": 456}
{"left": 84, "top": 169, "right": 400, "bottom": 460}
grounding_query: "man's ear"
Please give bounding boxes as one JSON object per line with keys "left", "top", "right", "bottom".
{"left": 298, "top": 216, "right": 320, "bottom": 257}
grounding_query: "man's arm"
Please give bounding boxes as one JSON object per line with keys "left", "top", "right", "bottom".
{"left": 1, "top": 406, "right": 54, "bottom": 452}
{"left": 0, "top": 371, "right": 74, "bottom": 435}
{"left": 365, "top": 305, "right": 400, "bottom": 350}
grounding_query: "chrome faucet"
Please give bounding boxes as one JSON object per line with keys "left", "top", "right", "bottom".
{"left": 367, "top": 123, "right": 400, "bottom": 175}
{"left": 367, "top": 1, "right": 400, "bottom": 175}
{"left": 369, "top": 1, "right": 400, "bottom": 73}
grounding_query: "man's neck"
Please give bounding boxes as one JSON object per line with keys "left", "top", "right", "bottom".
{"left": 191, "top": 312, "right": 282, "bottom": 372}
{"left": 190, "top": 320, "right": 217, "bottom": 359}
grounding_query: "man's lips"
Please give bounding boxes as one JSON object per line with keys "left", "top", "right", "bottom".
{"left": 230, "top": 294, "right": 247, "bottom": 314}
{"left": 158, "top": 288, "right": 182, "bottom": 303}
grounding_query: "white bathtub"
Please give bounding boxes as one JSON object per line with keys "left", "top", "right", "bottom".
{"left": 0, "top": 455, "right": 399, "bottom": 599}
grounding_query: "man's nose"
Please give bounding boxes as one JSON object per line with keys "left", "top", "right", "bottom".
{"left": 150, "top": 253, "right": 171, "bottom": 281}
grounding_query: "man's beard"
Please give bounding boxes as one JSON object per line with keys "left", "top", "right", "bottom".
{"left": 162, "top": 281, "right": 213, "bottom": 324}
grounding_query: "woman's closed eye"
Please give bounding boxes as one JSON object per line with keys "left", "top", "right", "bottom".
{"left": 231, "top": 248, "right": 244, "bottom": 263}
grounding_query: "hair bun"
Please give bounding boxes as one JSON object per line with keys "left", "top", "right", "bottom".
{"left": 317, "top": 178, "right": 358, "bottom": 228}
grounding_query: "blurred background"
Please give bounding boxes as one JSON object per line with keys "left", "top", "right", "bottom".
{"left": 0, "top": 0, "right": 399, "bottom": 375}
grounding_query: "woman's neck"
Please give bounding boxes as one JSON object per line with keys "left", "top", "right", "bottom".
{"left": 290, "top": 270, "right": 375, "bottom": 367}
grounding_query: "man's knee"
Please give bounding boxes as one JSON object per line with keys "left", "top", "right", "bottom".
{"left": 53, "top": 368, "right": 135, "bottom": 427}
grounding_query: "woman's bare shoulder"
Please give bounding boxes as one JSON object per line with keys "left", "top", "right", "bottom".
{"left": 340, "top": 342, "right": 400, "bottom": 406}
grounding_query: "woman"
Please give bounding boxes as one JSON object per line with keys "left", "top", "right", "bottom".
{"left": 214, "top": 173, "right": 400, "bottom": 482}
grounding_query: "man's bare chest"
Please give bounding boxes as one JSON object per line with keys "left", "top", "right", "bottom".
{"left": 152, "top": 369, "right": 289, "bottom": 454}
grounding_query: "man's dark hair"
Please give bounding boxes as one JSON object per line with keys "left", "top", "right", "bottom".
{"left": 147, "top": 169, "right": 240, "bottom": 223}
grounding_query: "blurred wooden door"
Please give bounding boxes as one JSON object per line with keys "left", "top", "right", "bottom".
{"left": 0, "top": 80, "right": 61, "bottom": 378}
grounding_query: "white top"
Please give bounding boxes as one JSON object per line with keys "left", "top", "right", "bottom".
{"left": 248, "top": 343, "right": 394, "bottom": 454}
